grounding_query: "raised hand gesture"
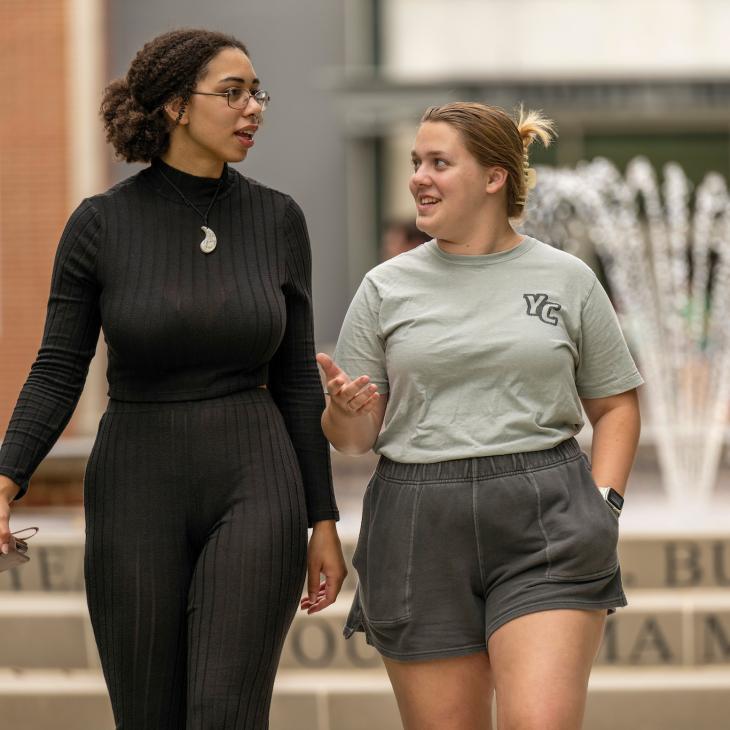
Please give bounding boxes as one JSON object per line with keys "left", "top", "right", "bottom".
{"left": 315, "top": 353, "right": 381, "bottom": 416}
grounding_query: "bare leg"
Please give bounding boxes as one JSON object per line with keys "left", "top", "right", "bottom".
{"left": 382, "top": 651, "right": 494, "bottom": 730}
{"left": 488, "top": 609, "right": 606, "bottom": 730}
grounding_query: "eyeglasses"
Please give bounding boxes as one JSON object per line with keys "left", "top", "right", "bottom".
{"left": 190, "top": 88, "right": 270, "bottom": 111}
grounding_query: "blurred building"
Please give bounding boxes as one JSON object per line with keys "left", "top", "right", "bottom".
{"left": 0, "top": 0, "right": 730, "bottom": 490}
{"left": 339, "top": 0, "right": 730, "bottom": 288}
{"left": 3, "top": 0, "right": 730, "bottom": 482}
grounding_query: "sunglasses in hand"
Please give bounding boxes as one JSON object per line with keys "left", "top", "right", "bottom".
{"left": 0, "top": 527, "right": 39, "bottom": 572}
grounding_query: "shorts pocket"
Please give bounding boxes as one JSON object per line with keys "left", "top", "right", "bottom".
{"left": 351, "top": 474, "right": 421, "bottom": 625}
{"left": 536, "top": 455, "right": 619, "bottom": 582}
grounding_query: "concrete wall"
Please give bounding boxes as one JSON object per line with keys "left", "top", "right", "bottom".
{"left": 107, "top": 0, "right": 349, "bottom": 344}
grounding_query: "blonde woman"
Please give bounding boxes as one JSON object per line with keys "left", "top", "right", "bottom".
{"left": 316, "top": 103, "right": 642, "bottom": 730}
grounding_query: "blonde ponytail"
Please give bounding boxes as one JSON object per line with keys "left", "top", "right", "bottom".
{"left": 516, "top": 105, "right": 556, "bottom": 150}
{"left": 514, "top": 105, "right": 556, "bottom": 210}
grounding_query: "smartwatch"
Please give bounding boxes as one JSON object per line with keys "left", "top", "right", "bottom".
{"left": 598, "top": 486, "right": 623, "bottom": 518}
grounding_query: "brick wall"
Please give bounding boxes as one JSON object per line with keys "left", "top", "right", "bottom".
{"left": 0, "top": 0, "right": 70, "bottom": 427}
{"left": 0, "top": 0, "right": 91, "bottom": 504}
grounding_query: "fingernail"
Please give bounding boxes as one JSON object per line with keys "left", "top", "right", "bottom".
{"left": 1, "top": 544, "right": 9, "bottom": 555}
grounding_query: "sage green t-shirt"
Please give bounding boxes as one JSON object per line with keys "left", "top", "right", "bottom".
{"left": 333, "top": 237, "right": 643, "bottom": 463}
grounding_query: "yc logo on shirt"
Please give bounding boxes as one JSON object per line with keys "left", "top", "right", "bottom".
{"left": 523, "top": 293, "right": 562, "bottom": 326}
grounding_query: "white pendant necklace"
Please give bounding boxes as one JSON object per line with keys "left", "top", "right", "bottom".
{"left": 156, "top": 165, "right": 225, "bottom": 255}
{"left": 200, "top": 226, "right": 217, "bottom": 254}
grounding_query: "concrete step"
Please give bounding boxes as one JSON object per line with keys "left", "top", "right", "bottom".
{"left": 1, "top": 667, "right": 729, "bottom": 730}
{"left": 0, "top": 669, "right": 113, "bottom": 728}
{"left": 3, "top": 513, "right": 730, "bottom": 593}
{"left": 0, "top": 595, "right": 99, "bottom": 670}
{"left": 4, "top": 589, "right": 730, "bottom": 671}
{"left": 273, "top": 667, "right": 730, "bottom": 730}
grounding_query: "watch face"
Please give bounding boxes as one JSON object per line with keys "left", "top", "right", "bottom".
{"left": 607, "top": 489, "right": 624, "bottom": 511}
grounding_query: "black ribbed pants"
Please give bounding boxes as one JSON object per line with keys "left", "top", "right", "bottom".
{"left": 83, "top": 389, "right": 308, "bottom": 729}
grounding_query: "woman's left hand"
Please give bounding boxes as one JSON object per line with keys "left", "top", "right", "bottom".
{"left": 300, "top": 520, "right": 347, "bottom": 614}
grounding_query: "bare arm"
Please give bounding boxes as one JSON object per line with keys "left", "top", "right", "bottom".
{"left": 297, "top": 354, "right": 383, "bottom": 610}
{"left": 316, "top": 353, "right": 387, "bottom": 455}
{"left": 580, "top": 388, "right": 641, "bottom": 496}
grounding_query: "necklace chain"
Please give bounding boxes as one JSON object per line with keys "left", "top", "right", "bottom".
{"left": 156, "top": 166, "right": 225, "bottom": 254}
{"left": 156, "top": 166, "right": 225, "bottom": 227}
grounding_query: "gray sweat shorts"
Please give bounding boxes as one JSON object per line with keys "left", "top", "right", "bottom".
{"left": 343, "top": 438, "right": 626, "bottom": 662}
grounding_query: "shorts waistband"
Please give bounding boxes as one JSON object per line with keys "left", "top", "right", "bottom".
{"left": 375, "top": 438, "right": 582, "bottom": 483}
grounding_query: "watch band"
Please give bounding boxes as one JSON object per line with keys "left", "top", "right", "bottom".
{"left": 598, "top": 486, "right": 623, "bottom": 517}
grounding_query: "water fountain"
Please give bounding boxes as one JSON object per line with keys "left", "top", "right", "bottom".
{"left": 522, "top": 157, "right": 730, "bottom": 508}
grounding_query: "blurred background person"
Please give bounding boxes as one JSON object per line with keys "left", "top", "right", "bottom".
{"left": 380, "top": 219, "right": 431, "bottom": 261}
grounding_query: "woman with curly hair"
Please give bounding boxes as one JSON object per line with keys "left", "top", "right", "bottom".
{"left": 319, "top": 103, "right": 642, "bottom": 729}
{"left": 0, "top": 28, "right": 345, "bottom": 729}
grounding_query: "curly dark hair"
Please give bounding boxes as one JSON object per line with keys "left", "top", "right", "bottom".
{"left": 101, "top": 29, "right": 249, "bottom": 163}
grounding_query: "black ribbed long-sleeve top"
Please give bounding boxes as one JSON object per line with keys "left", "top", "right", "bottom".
{"left": 0, "top": 158, "right": 338, "bottom": 525}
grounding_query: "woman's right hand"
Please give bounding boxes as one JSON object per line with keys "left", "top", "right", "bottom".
{"left": 0, "top": 477, "right": 20, "bottom": 555}
{"left": 315, "top": 353, "right": 380, "bottom": 417}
